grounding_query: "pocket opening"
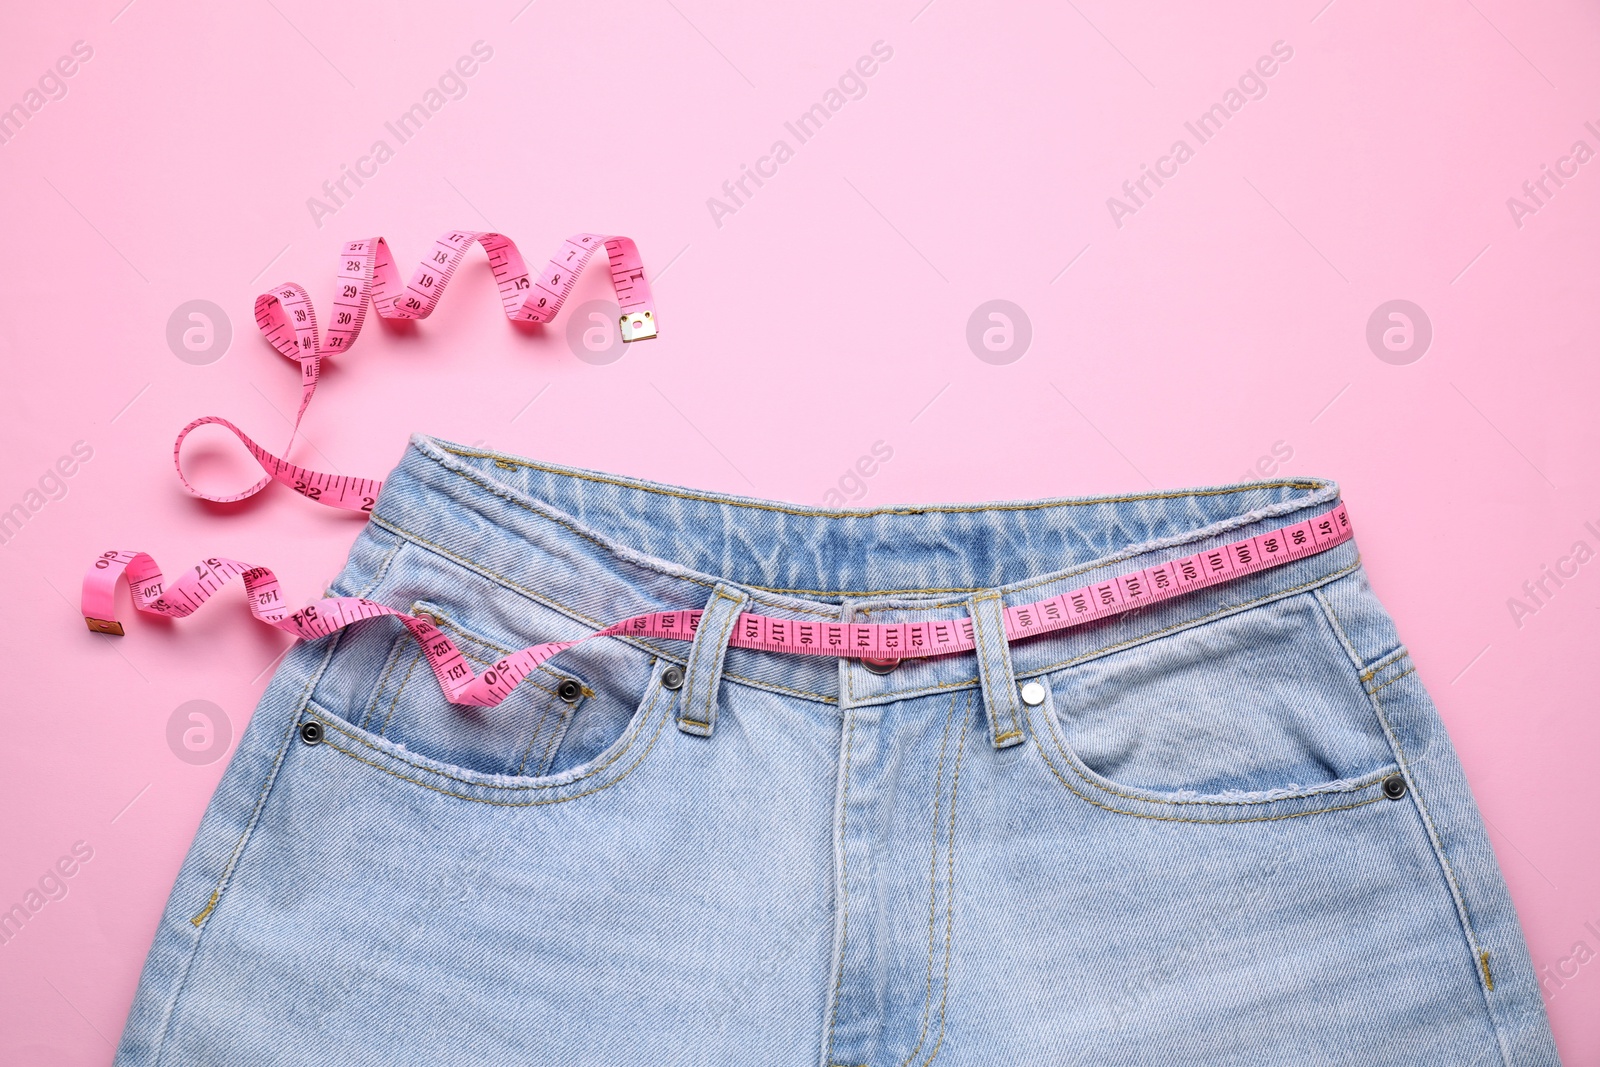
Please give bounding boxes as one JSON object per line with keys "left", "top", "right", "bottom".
{"left": 1034, "top": 591, "right": 1399, "bottom": 810}
{"left": 296, "top": 656, "right": 676, "bottom": 805}
{"left": 310, "top": 592, "right": 660, "bottom": 781}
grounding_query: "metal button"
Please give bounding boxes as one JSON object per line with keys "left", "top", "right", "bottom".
{"left": 1020, "top": 680, "right": 1047, "bottom": 707}
{"left": 860, "top": 657, "right": 900, "bottom": 675}
{"left": 557, "top": 679, "right": 583, "bottom": 703}
{"left": 1382, "top": 773, "right": 1407, "bottom": 800}
{"left": 299, "top": 720, "right": 324, "bottom": 745}
{"left": 660, "top": 665, "right": 685, "bottom": 691}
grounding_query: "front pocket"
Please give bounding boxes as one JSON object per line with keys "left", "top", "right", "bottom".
{"left": 1028, "top": 590, "right": 1401, "bottom": 820}
{"left": 309, "top": 571, "right": 664, "bottom": 780}
{"left": 300, "top": 655, "right": 680, "bottom": 807}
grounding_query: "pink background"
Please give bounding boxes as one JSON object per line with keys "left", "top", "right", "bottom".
{"left": 3, "top": 0, "right": 1598, "bottom": 1061}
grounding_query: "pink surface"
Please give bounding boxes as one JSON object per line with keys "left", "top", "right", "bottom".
{"left": 1, "top": 0, "right": 1596, "bottom": 1061}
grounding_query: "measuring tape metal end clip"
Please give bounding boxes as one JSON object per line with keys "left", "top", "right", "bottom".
{"left": 79, "top": 503, "right": 1354, "bottom": 709}
{"left": 620, "top": 309, "right": 657, "bottom": 342}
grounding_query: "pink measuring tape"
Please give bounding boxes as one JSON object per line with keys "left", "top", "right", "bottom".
{"left": 81, "top": 504, "right": 1353, "bottom": 707}
{"left": 173, "top": 230, "right": 657, "bottom": 511}
{"left": 84, "top": 228, "right": 1353, "bottom": 708}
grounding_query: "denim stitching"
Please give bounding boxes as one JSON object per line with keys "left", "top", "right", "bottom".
{"left": 370, "top": 515, "right": 841, "bottom": 702}
{"left": 845, "top": 609, "right": 857, "bottom": 710}
{"left": 171, "top": 638, "right": 332, "bottom": 1031}
{"left": 379, "top": 649, "right": 425, "bottom": 737}
{"left": 511, "top": 670, "right": 567, "bottom": 776}
{"left": 354, "top": 539, "right": 419, "bottom": 727}
{"left": 311, "top": 694, "right": 671, "bottom": 808}
{"left": 374, "top": 505, "right": 1356, "bottom": 712}
{"left": 823, "top": 711, "right": 858, "bottom": 1067}
{"left": 1367, "top": 683, "right": 1506, "bottom": 1058}
{"left": 901, "top": 695, "right": 958, "bottom": 1066}
{"left": 1022, "top": 559, "right": 1363, "bottom": 679}
{"left": 514, "top": 696, "right": 561, "bottom": 776}
{"left": 310, "top": 682, "right": 662, "bottom": 793}
{"left": 187, "top": 665, "right": 326, "bottom": 930}
{"left": 423, "top": 607, "right": 592, "bottom": 699}
{"left": 159, "top": 532, "right": 409, "bottom": 1062}
{"left": 186, "top": 669, "right": 324, "bottom": 931}
{"left": 1312, "top": 586, "right": 1366, "bottom": 670}
{"left": 918, "top": 694, "right": 967, "bottom": 1067}
{"left": 757, "top": 584, "right": 990, "bottom": 596}
{"left": 437, "top": 443, "right": 1323, "bottom": 516}
{"left": 972, "top": 591, "right": 1023, "bottom": 745}
{"left": 758, "top": 500, "right": 1342, "bottom": 605}
{"left": 411, "top": 613, "right": 577, "bottom": 776}
{"left": 401, "top": 457, "right": 842, "bottom": 617}
{"left": 685, "top": 590, "right": 744, "bottom": 732}
{"left": 1367, "top": 667, "right": 1417, "bottom": 697}
{"left": 701, "top": 602, "right": 740, "bottom": 726}
{"left": 971, "top": 593, "right": 996, "bottom": 738}
{"left": 189, "top": 528, "right": 404, "bottom": 919}
{"left": 534, "top": 645, "right": 665, "bottom": 773}
{"left": 423, "top": 447, "right": 1337, "bottom": 611}
{"left": 1041, "top": 686, "right": 1391, "bottom": 809}
{"left": 1312, "top": 582, "right": 1413, "bottom": 689}
{"left": 363, "top": 636, "right": 409, "bottom": 730}
{"left": 862, "top": 676, "right": 984, "bottom": 702}
{"left": 1028, "top": 700, "right": 1391, "bottom": 821}
{"left": 1028, "top": 588, "right": 1396, "bottom": 809}
{"left": 1312, "top": 592, "right": 1508, "bottom": 1055}
{"left": 1361, "top": 647, "right": 1412, "bottom": 681}
{"left": 375, "top": 500, "right": 1356, "bottom": 709}
{"left": 528, "top": 702, "right": 573, "bottom": 777}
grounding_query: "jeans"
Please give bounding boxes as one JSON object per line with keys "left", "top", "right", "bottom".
{"left": 114, "top": 435, "right": 1561, "bottom": 1065}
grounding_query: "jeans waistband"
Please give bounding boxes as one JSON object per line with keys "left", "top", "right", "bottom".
{"left": 366, "top": 435, "right": 1358, "bottom": 707}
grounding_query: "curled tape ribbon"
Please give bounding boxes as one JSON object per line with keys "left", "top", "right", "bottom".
{"left": 81, "top": 505, "right": 1352, "bottom": 708}
{"left": 173, "top": 231, "right": 657, "bottom": 510}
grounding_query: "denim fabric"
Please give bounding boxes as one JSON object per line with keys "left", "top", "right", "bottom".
{"left": 114, "top": 435, "right": 1561, "bottom": 1065}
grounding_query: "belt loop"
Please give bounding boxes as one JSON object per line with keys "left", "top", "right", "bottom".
{"left": 676, "top": 583, "right": 751, "bottom": 738}
{"left": 968, "top": 592, "right": 1027, "bottom": 749}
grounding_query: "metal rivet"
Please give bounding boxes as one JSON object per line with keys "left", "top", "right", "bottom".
{"left": 557, "top": 679, "right": 583, "bottom": 703}
{"left": 414, "top": 611, "right": 439, "bottom": 627}
{"left": 860, "top": 657, "right": 900, "bottom": 675}
{"left": 299, "top": 720, "right": 324, "bottom": 745}
{"left": 1382, "top": 773, "right": 1407, "bottom": 800}
{"left": 660, "top": 665, "right": 685, "bottom": 691}
{"left": 1020, "top": 680, "right": 1047, "bottom": 707}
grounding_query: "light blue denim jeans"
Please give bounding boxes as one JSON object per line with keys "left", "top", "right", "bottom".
{"left": 115, "top": 435, "right": 1560, "bottom": 1065}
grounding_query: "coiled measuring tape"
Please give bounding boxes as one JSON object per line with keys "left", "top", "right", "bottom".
{"left": 173, "top": 230, "right": 657, "bottom": 511}
{"left": 81, "top": 504, "right": 1352, "bottom": 707}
